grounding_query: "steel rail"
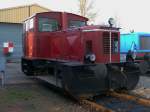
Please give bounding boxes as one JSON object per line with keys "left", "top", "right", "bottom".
{"left": 109, "top": 92, "right": 150, "bottom": 107}
{"left": 80, "top": 99, "right": 115, "bottom": 112}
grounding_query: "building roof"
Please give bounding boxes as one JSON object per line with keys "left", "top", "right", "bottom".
{"left": 0, "top": 4, "right": 51, "bottom": 23}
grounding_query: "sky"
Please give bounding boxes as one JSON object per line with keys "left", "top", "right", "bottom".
{"left": 0, "top": 0, "right": 150, "bottom": 33}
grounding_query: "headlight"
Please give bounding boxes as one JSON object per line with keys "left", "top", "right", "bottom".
{"left": 89, "top": 54, "right": 96, "bottom": 62}
{"left": 85, "top": 53, "right": 96, "bottom": 62}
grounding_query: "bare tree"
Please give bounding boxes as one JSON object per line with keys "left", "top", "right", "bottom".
{"left": 78, "top": 0, "right": 98, "bottom": 24}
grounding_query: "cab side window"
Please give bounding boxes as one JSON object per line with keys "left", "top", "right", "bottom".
{"left": 113, "top": 38, "right": 119, "bottom": 53}
{"left": 38, "top": 18, "right": 59, "bottom": 32}
{"left": 69, "top": 20, "right": 86, "bottom": 28}
{"left": 112, "top": 33, "right": 119, "bottom": 53}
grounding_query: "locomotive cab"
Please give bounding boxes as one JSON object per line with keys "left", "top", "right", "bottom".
{"left": 22, "top": 12, "right": 140, "bottom": 99}
{"left": 23, "top": 12, "right": 88, "bottom": 59}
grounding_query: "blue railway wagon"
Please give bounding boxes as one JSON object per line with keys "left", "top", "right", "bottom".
{"left": 120, "top": 32, "right": 150, "bottom": 61}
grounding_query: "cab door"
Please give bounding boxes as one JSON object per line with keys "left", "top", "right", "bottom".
{"left": 23, "top": 17, "right": 35, "bottom": 57}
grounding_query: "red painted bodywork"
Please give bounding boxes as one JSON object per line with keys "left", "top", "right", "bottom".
{"left": 23, "top": 12, "right": 120, "bottom": 64}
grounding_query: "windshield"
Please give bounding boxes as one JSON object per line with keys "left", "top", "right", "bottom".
{"left": 140, "top": 36, "right": 150, "bottom": 50}
{"left": 38, "top": 18, "right": 59, "bottom": 32}
{"left": 69, "top": 20, "right": 86, "bottom": 28}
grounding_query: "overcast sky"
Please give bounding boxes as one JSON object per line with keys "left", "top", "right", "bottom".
{"left": 0, "top": 0, "right": 150, "bottom": 33}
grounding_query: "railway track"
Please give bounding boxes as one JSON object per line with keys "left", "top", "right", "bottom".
{"left": 79, "top": 92, "right": 150, "bottom": 112}
{"left": 36, "top": 76, "right": 150, "bottom": 112}
{"left": 80, "top": 99, "right": 114, "bottom": 112}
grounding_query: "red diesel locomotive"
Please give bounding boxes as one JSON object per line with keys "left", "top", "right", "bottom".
{"left": 22, "top": 12, "right": 140, "bottom": 98}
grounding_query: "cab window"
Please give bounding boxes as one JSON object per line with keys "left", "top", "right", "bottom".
{"left": 103, "top": 32, "right": 119, "bottom": 54}
{"left": 140, "top": 36, "right": 150, "bottom": 50}
{"left": 38, "top": 18, "right": 59, "bottom": 32}
{"left": 69, "top": 20, "right": 86, "bottom": 28}
{"left": 29, "top": 18, "right": 34, "bottom": 30}
{"left": 113, "top": 38, "right": 119, "bottom": 53}
{"left": 24, "top": 18, "right": 34, "bottom": 32}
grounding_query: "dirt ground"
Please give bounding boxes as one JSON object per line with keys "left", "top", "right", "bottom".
{"left": 0, "top": 62, "right": 86, "bottom": 112}
{"left": 0, "top": 84, "right": 85, "bottom": 112}
{"left": 0, "top": 62, "right": 150, "bottom": 112}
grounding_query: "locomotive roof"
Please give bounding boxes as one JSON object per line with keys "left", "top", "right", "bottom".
{"left": 23, "top": 11, "right": 88, "bottom": 22}
{"left": 80, "top": 25, "right": 120, "bottom": 32}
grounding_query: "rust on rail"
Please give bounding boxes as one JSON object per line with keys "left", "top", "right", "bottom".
{"left": 109, "top": 92, "right": 150, "bottom": 107}
{"left": 80, "top": 99, "right": 114, "bottom": 112}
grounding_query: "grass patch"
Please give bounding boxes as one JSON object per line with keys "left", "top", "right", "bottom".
{"left": 0, "top": 87, "right": 36, "bottom": 104}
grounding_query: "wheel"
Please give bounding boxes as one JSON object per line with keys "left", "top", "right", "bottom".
{"left": 139, "top": 61, "right": 150, "bottom": 76}
{"left": 21, "top": 59, "right": 34, "bottom": 76}
{"left": 22, "top": 65, "right": 34, "bottom": 76}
